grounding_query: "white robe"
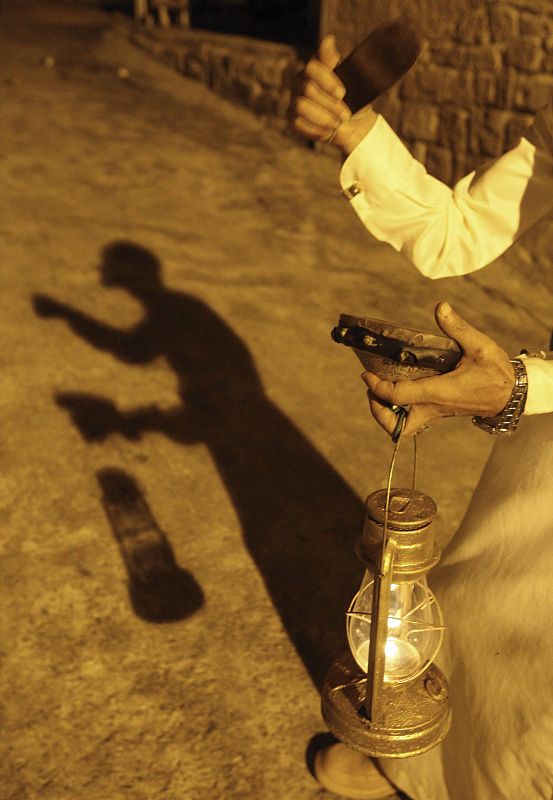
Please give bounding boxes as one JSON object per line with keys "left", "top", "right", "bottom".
{"left": 340, "top": 109, "right": 553, "bottom": 800}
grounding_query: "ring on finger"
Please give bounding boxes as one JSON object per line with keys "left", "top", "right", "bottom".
{"left": 325, "top": 125, "right": 339, "bottom": 144}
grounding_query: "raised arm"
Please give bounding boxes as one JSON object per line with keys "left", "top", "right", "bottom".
{"left": 290, "top": 36, "right": 553, "bottom": 279}
{"left": 340, "top": 107, "right": 553, "bottom": 279}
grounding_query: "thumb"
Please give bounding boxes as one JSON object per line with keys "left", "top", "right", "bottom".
{"left": 434, "top": 301, "right": 495, "bottom": 357}
{"left": 319, "top": 33, "right": 341, "bottom": 69}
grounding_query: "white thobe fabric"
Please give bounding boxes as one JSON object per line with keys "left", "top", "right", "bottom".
{"left": 339, "top": 107, "right": 553, "bottom": 800}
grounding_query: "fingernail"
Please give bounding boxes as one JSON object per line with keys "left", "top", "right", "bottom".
{"left": 334, "top": 86, "right": 345, "bottom": 100}
{"left": 439, "top": 301, "right": 451, "bottom": 316}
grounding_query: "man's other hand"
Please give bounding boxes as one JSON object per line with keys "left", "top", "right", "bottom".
{"left": 362, "top": 302, "right": 516, "bottom": 437}
{"left": 288, "top": 34, "right": 377, "bottom": 155}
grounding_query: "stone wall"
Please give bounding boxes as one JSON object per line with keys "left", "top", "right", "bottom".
{"left": 130, "top": 26, "right": 297, "bottom": 126}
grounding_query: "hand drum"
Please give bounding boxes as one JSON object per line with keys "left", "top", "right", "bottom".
{"left": 331, "top": 315, "right": 462, "bottom": 382}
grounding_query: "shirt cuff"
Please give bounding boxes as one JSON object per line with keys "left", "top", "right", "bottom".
{"left": 519, "top": 355, "right": 553, "bottom": 415}
{"left": 339, "top": 114, "right": 415, "bottom": 207}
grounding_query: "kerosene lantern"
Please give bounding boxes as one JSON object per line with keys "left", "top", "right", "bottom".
{"left": 321, "top": 314, "right": 461, "bottom": 758}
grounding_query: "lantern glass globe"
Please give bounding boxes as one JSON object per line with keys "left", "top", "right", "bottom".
{"left": 347, "top": 571, "right": 444, "bottom": 684}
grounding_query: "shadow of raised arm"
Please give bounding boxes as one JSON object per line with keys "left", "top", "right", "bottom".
{"left": 33, "top": 293, "right": 157, "bottom": 364}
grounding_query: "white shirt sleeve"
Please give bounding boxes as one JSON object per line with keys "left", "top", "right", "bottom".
{"left": 339, "top": 108, "right": 553, "bottom": 414}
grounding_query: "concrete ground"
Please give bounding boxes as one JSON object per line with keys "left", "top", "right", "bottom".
{"left": 2, "top": 3, "right": 551, "bottom": 799}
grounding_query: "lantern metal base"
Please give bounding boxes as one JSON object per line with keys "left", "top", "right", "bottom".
{"left": 322, "top": 652, "right": 451, "bottom": 759}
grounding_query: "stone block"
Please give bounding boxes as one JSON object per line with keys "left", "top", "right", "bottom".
{"left": 375, "top": 85, "right": 402, "bottom": 130}
{"left": 417, "top": 39, "right": 433, "bottom": 69}
{"left": 238, "top": 53, "right": 257, "bottom": 80}
{"left": 154, "top": 43, "right": 172, "bottom": 66}
{"left": 209, "top": 46, "right": 233, "bottom": 80}
{"left": 470, "top": 44, "right": 504, "bottom": 72}
{"left": 447, "top": 69, "right": 475, "bottom": 107}
{"left": 425, "top": 145, "right": 453, "bottom": 184}
{"left": 439, "top": 106, "right": 470, "bottom": 153}
{"left": 506, "top": 35, "right": 544, "bottom": 72}
{"left": 453, "top": 150, "right": 479, "bottom": 184}
{"left": 526, "top": 75, "right": 553, "bottom": 113}
{"left": 277, "top": 87, "right": 292, "bottom": 117}
{"left": 431, "top": 42, "right": 503, "bottom": 71}
{"left": 515, "top": 73, "right": 553, "bottom": 111}
{"left": 431, "top": 42, "right": 468, "bottom": 69}
{"left": 480, "top": 109, "right": 513, "bottom": 157}
{"left": 418, "top": 3, "right": 459, "bottom": 40}
{"left": 543, "top": 35, "right": 553, "bottom": 71}
{"left": 519, "top": 11, "right": 553, "bottom": 37}
{"left": 261, "top": 88, "right": 283, "bottom": 117}
{"left": 401, "top": 102, "right": 440, "bottom": 143}
{"left": 508, "top": 0, "right": 553, "bottom": 12}
{"left": 256, "top": 56, "right": 294, "bottom": 89}
{"left": 489, "top": 5, "right": 519, "bottom": 42}
{"left": 469, "top": 106, "right": 485, "bottom": 154}
{"left": 399, "top": 70, "right": 422, "bottom": 100}
{"left": 456, "top": 8, "right": 490, "bottom": 45}
{"left": 183, "top": 51, "right": 210, "bottom": 84}
{"left": 251, "top": 87, "right": 272, "bottom": 116}
{"left": 497, "top": 66, "right": 518, "bottom": 107}
{"left": 230, "top": 75, "right": 254, "bottom": 107}
{"left": 506, "top": 112, "right": 534, "bottom": 148}
{"left": 401, "top": 65, "right": 474, "bottom": 106}
{"left": 475, "top": 70, "right": 498, "bottom": 105}
{"left": 410, "top": 140, "right": 428, "bottom": 165}
{"left": 334, "top": 0, "right": 357, "bottom": 22}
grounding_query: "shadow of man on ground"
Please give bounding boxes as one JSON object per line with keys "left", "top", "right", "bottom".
{"left": 33, "top": 241, "right": 365, "bottom": 688}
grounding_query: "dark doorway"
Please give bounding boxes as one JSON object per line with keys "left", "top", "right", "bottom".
{"left": 190, "top": 0, "right": 320, "bottom": 57}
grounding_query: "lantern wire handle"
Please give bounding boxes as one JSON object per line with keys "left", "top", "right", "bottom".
{"left": 382, "top": 412, "right": 407, "bottom": 572}
{"left": 412, "top": 435, "right": 418, "bottom": 491}
{"left": 365, "top": 411, "right": 413, "bottom": 720}
{"left": 365, "top": 412, "right": 420, "bottom": 719}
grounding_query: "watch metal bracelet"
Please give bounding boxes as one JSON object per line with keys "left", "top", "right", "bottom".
{"left": 472, "top": 358, "right": 528, "bottom": 435}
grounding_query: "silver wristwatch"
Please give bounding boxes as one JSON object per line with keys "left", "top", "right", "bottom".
{"left": 472, "top": 358, "right": 528, "bottom": 435}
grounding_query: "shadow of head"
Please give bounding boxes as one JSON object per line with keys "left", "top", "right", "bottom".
{"left": 97, "top": 467, "right": 204, "bottom": 623}
{"left": 100, "top": 241, "right": 162, "bottom": 293}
